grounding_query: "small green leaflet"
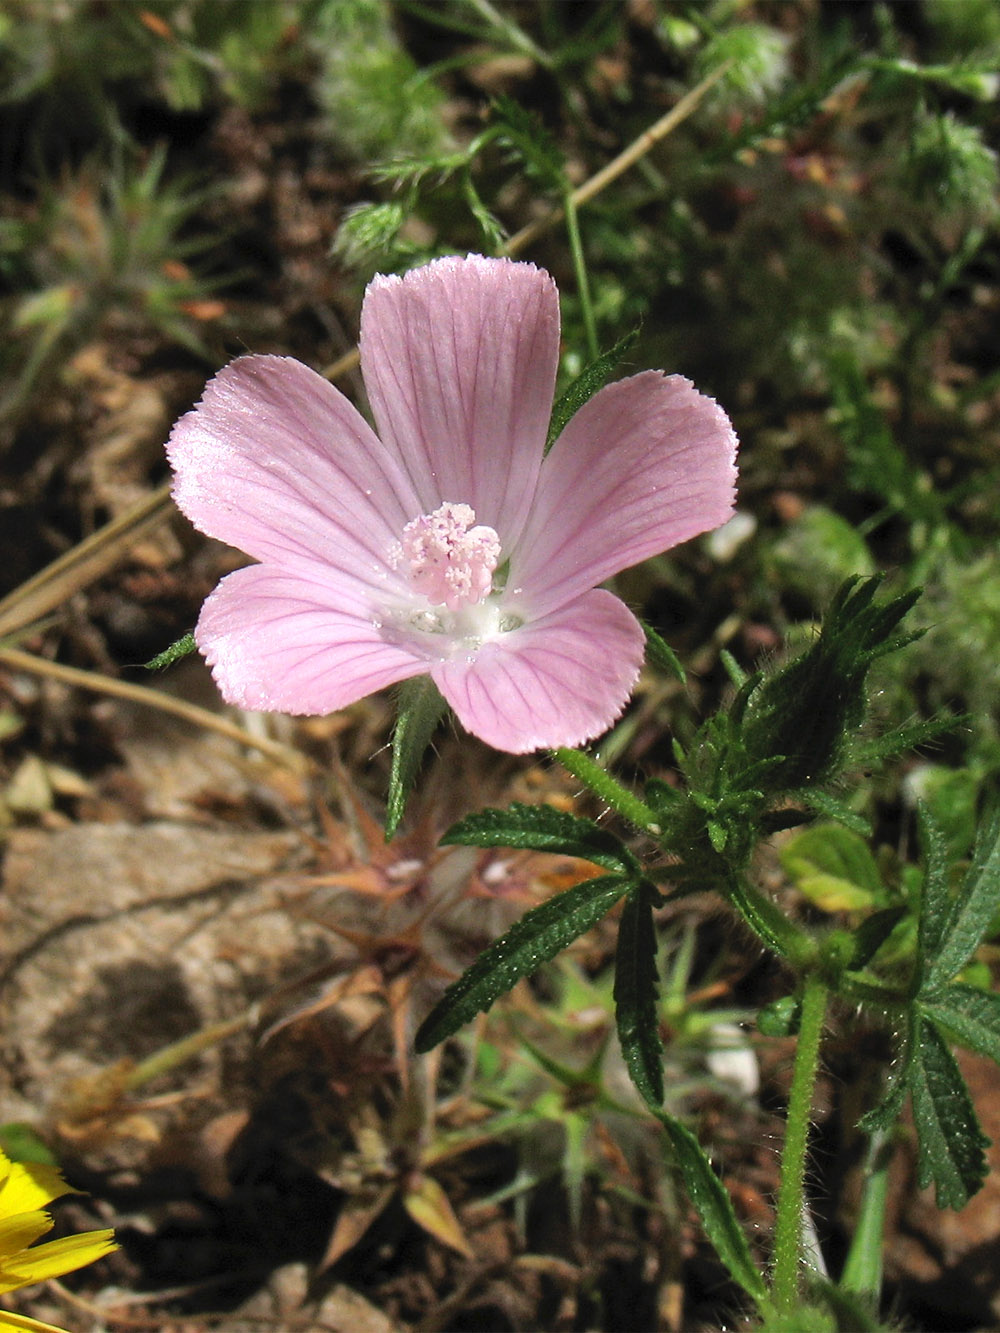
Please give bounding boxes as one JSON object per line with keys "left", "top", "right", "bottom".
{"left": 922, "top": 985, "right": 1000, "bottom": 1065}
{"left": 144, "top": 632, "right": 196, "bottom": 670}
{"left": 413, "top": 874, "right": 632, "bottom": 1052}
{"left": 657, "top": 1111, "right": 768, "bottom": 1308}
{"left": 855, "top": 805, "right": 1000, "bottom": 1207}
{"left": 545, "top": 329, "right": 640, "bottom": 453}
{"left": 386, "top": 676, "right": 448, "bottom": 839}
{"left": 909, "top": 1014, "right": 989, "bottom": 1210}
{"left": 640, "top": 619, "right": 685, "bottom": 683}
{"left": 440, "top": 801, "right": 639, "bottom": 875}
{"left": 916, "top": 802, "right": 952, "bottom": 988}
{"left": 614, "top": 883, "right": 663, "bottom": 1108}
{"left": 923, "top": 806, "right": 1000, "bottom": 995}
{"left": 859, "top": 1004, "right": 990, "bottom": 1209}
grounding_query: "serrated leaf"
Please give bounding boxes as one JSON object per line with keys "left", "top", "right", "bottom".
{"left": 386, "top": 677, "right": 448, "bottom": 839}
{"left": 916, "top": 802, "right": 951, "bottom": 989}
{"left": 857, "top": 1069, "right": 909, "bottom": 1136}
{"left": 640, "top": 620, "right": 685, "bottom": 682}
{"left": 658, "top": 1111, "right": 767, "bottom": 1307}
{"left": 144, "top": 632, "right": 196, "bottom": 670}
{"left": 924, "top": 807, "right": 1000, "bottom": 995}
{"left": 440, "top": 802, "right": 638, "bottom": 874}
{"left": 909, "top": 1015, "right": 989, "bottom": 1209}
{"left": 414, "top": 874, "right": 631, "bottom": 1052}
{"left": 545, "top": 329, "right": 640, "bottom": 452}
{"left": 922, "top": 985, "right": 1000, "bottom": 1065}
{"left": 857, "top": 1007, "right": 915, "bottom": 1136}
{"left": 614, "top": 884, "right": 663, "bottom": 1108}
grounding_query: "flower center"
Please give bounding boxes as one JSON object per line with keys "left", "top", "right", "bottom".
{"left": 396, "top": 502, "right": 501, "bottom": 611}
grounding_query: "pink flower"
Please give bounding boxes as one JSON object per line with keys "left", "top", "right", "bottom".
{"left": 167, "top": 255, "right": 737, "bottom": 753}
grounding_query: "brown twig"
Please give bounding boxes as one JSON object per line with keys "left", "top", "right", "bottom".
{"left": 0, "top": 645, "right": 310, "bottom": 771}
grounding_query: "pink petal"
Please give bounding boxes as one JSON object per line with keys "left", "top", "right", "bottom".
{"left": 508, "top": 373, "right": 738, "bottom": 619}
{"left": 168, "top": 356, "right": 420, "bottom": 595}
{"left": 431, "top": 590, "right": 644, "bottom": 753}
{"left": 195, "top": 565, "right": 425, "bottom": 714}
{"left": 359, "top": 255, "right": 559, "bottom": 548}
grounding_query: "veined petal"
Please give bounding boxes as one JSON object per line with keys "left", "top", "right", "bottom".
{"left": 0, "top": 1228, "right": 117, "bottom": 1290}
{"left": 195, "top": 565, "right": 426, "bottom": 715}
{"left": 360, "top": 255, "right": 559, "bottom": 548}
{"left": 168, "top": 356, "right": 420, "bottom": 588}
{"left": 509, "top": 373, "right": 738, "bottom": 618}
{"left": 431, "top": 590, "right": 644, "bottom": 753}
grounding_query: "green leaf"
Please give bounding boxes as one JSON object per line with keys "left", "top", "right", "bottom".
{"left": 916, "top": 802, "right": 952, "bottom": 990}
{"left": 545, "top": 329, "right": 640, "bottom": 452}
{"left": 386, "top": 677, "right": 448, "bottom": 839}
{"left": 0, "top": 1123, "right": 58, "bottom": 1165}
{"left": 909, "top": 1014, "right": 989, "bottom": 1209}
{"left": 614, "top": 883, "right": 663, "bottom": 1108}
{"left": 857, "top": 1064, "right": 909, "bottom": 1136}
{"left": 922, "top": 985, "right": 1000, "bottom": 1065}
{"left": 849, "top": 906, "right": 907, "bottom": 971}
{"left": 657, "top": 1111, "right": 767, "bottom": 1308}
{"left": 640, "top": 620, "right": 685, "bottom": 682}
{"left": 414, "top": 874, "right": 632, "bottom": 1051}
{"left": 924, "top": 807, "right": 1000, "bottom": 995}
{"left": 769, "top": 503, "right": 874, "bottom": 605}
{"left": 440, "top": 802, "right": 639, "bottom": 874}
{"left": 858, "top": 1007, "right": 915, "bottom": 1135}
{"left": 144, "top": 632, "right": 196, "bottom": 670}
{"left": 779, "top": 822, "right": 884, "bottom": 913}
{"left": 492, "top": 94, "right": 565, "bottom": 192}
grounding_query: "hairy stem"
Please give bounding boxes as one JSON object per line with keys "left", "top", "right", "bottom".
{"left": 772, "top": 972, "right": 828, "bottom": 1311}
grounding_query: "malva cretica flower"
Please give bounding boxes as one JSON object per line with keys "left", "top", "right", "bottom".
{"left": 0, "top": 1145, "right": 116, "bottom": 1333}
{"left": 168, "top": 255, "right": 737, "bottom": 753}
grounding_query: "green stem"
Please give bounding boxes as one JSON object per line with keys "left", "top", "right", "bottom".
{"left": 771, "top": 972, "right": 828, "bottom": 1312}
{"left": 553, "top": 746, "right": 659, "bottom": 832}
{"left": 724, "top": 871, "right": 816, "bottom": 966}
{"left": 839, "top": 1130, "right": 892, "bottom": 1301}
{"left": 563, "top": 190, "right": 599, "bottom": 361}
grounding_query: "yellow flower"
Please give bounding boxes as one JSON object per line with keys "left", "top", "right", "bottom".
{"left": 0, "top": 1145, "right": 116, "bottom": 1333}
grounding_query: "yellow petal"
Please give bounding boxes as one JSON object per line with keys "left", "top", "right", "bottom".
{"left": 0, "top": 1211, "right": 54, "bottom": 1265}
{"left": 0, "top": 1163, "right": 75, "bottom": 1217}
{"left": 0, "top": 1310, "right": 75, "bottom": 1333}
{"left": 0, "top": 1229, "right": 116, "bottom": 1290}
